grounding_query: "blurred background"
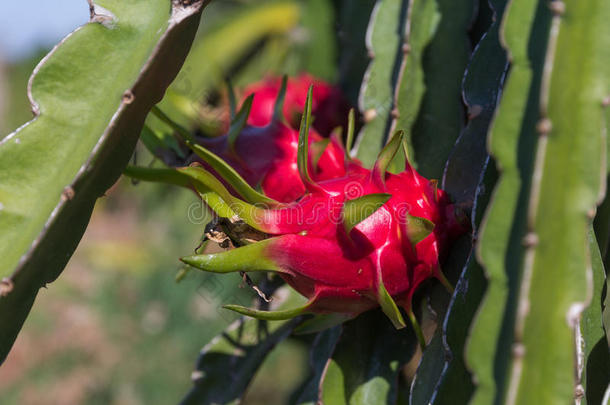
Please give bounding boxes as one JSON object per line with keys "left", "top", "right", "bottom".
{"left": 0, "top": 0, "right": 368, "bottom": 403}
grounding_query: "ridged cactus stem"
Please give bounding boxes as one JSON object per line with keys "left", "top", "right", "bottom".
{"left": 355, "top": 0, "right": 410, "bottom": 166}
{"left": 504, "top": 1, "right": 609, "bottom": 403}
{"left": 505, "top": 5, "right": 562, "bottom": 404}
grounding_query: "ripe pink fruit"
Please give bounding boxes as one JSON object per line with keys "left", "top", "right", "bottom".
{"left": 242, "top": 73, "right": 350, "bottom": 136}
{"left": 127, "top": 84, "right": 467, "bottom": 334}
{"left": 261, "top": 168, "right": 457, "bottom": 308}
{"left": 181, "top": 90, "right": 468, "bottom": 329}
{"left": 183, "top": 159, "right": 465, "bottom": 325}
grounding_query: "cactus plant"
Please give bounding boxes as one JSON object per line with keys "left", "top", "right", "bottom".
{"left": 0, "top": 0, "right": 208, "bottom": 364}
{"left": 2, "top": 0, "right": 610, "bottom": 404}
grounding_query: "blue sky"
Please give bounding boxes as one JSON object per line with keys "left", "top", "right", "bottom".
{"left": 0, "top": 0, "right": 89, "bottom": 62}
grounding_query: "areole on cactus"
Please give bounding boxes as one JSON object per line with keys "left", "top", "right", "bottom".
{"left": 126, "top": 85, "right": 467, "bottom": 344}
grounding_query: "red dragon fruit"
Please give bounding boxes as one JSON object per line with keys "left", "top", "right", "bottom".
{"left": 175, "top": 88, "right": 467, "bottom": 333}
{"left": 197, "top": 78, "right": 354, "bottom": 203}
{"left": 241, "top": 73, "right": 350, "bottom": 136}
{"left": 125, "top": 86, "right": 466, "bottom": 339}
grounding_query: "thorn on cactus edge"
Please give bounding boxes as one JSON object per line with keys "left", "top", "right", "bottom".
{"left": 0, "top": 278, "right": 14, "bottom": 297}
{"left": 549, "top": 1, "right": 566, "bottom": 16}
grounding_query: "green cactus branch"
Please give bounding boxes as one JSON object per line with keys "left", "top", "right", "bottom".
{"left": 320, "top": 310, "right": 418, "bottom": 405}
{"left": 466, "top": 0, "right": 610, "bottom": 403}
{"left": 580, "top": 229, "right": 610, "bottom": 405}
{"left": 505, "top": 0, "right": 610, "bottom": 402}
{"left": 180, "top": 286, "right": 303, "bottom": 405}
{"left": 4, "top": 0, "right": 610, "bottom": 402}
{"left": 409, "top": 0, "right": 508, "bottom": 402}
{"left": 465, "top": 0, "right": 550, "bottom": 403}
{"left": 408, "top": 0, "right": 475, "bottom": 179}
{"left": 390, "top": 0, "right": 440, "bottom": 171}
{"left": 355, "top": 0, "right": 410, "bottom": 166}
{"left": 292, "top": 326, "right": 342, "bottom": 405}
{"left": 0, "top": 0, "right": 208, "bottom": 365}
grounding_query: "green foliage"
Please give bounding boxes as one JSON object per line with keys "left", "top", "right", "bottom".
{"left": 504, "top": 0, "right": 609, "bottom": 401}
{"left": 466, "top": 0, "right": 547, "bottom": 400}
{"left": 392, "top": 0, "right": 440, "bottom": 170}
{"left": 292, "top": 326, "right": 343, "bottom": 405}
{"left": 335, "top": 0, "right": 377, "bottom": 106}
{"left": 129, "top": 0, "right": 610, "bottom": 403}
{"left": 4, "top": 0, "right": 610, "bottom": 403}
{"left": 408, "top": 0, "right": 475, "bottom": 179}
{"left": 466, "top": 0, "right": 610, "bottom": 404}
{"left": 581, "top": 230, "right": 610, "bottom": 405}
{"left": 408, "top": 0, "right": 510, "bottom": 395}
{"left": 0, "top": 0, "right": 206, "bottom": 364}
{"left": 181, "top": 286, "right": 303, "bottom": 405}
{"left": 355, "top": 0, "right": 410, "bottom": 166}
{"left": 320, "top": 311, "right": 417, "bottom": 405}
{"left": 170, "top": 2, "right": 300, "bottom": 101}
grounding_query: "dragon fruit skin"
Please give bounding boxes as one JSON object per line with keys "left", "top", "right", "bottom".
{"left": 254, "top": 166, "right": 463, "bottom": 314}
{"left": 182, "top": 155, "right": 466, "bottom": 322}
{"left": 242, "top": 74, "right": 350, "bottom": 136}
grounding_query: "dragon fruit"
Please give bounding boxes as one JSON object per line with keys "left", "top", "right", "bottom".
{"left": 175, "top": 88, "right": 467, "bottom": 332}
{"left": 197, "top": 77, "right": 353, "bottom": 202}
{"left": 125, "top": 85, "right": 466, "bottom": 338}
{"left": 241, "top": 73, "right": 350, "bottom": 136}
